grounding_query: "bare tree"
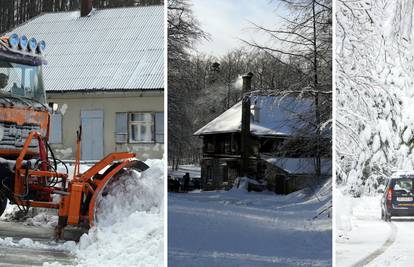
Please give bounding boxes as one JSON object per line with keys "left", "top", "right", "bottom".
{"left": 167, "top": 0, "right": 208, "bottom": 169}
{"left": 243, "top": 0, "right": 332, "bottom": 179}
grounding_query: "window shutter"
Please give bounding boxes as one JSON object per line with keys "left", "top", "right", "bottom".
{"left": 115, "top": 112, "right": 128, "bottom": 143}
{"left": 155, "top": 112, "right": 164, "bottom": 143}
{"left": 49, "top": 113, "right": 62, "bottom": 144}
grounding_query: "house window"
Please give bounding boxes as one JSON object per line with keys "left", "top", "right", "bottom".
{"left": 129, "top": 113, "right": 154, "bottom": 143}
{"left": 155, "top": 112, "right": 164, "bottom": 143}
{"left": 49, "top": 112, "right": 62, "bottom": 144}
{"left": 116, "top": 112, "right": 164, "bottom": 144}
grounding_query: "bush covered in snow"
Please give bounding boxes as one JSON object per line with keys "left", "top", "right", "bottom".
{"left": 337, "top": 0, "right": 414, "bottom": 194}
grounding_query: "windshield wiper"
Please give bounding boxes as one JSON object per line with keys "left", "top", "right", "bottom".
{"left": 0, "top": 93, "right": 14, "bottom": 106}
{"left": 17, "top": 94, "right": 48, "bottom": 110}
{"left": 0, "top": 92, "right": 34, "bottom": 108}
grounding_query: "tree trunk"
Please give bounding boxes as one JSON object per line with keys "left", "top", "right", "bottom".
{"left": 312, "top": 0, "right": 321, "bottom": 180}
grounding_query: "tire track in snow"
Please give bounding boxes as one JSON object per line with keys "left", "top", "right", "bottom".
{"left": 351, "top": 222, "right": 397, "bottom": 267}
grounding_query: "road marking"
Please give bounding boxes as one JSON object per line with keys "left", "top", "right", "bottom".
{"left": 351, "top": 222, "right": 397, "bottom": 267}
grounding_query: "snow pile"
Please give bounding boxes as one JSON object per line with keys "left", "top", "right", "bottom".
{"left": 32, "top": 159, "right": 164, "bottom": 267}
{"left": 24, "top": 211, "right": 59, "bottom": 228}
{"left": 336, "top": 0, "right": 414, "bottom": 194}
{"left": 0, "top": 200, "right": 15, "bottom": 220}
{"left": 70, "top": 158, "right": 164, "bottom": 267}
{"left": 232, "top": 176, "right": 265, "bottom": 191}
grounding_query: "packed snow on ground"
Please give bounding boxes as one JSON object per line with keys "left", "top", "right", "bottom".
{"left": 1, "top": 159, "right": 164, "bottom": 267}
{"left": 336, "top": 185, "right": 414, "bottom": 267}
{"left": 335, "top": 187, "right": 390, "bottom": 266}
{"left": 169, "top": 178, "right": 332, "bottom": 267}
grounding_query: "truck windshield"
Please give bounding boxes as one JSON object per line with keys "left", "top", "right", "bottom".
{"left": 0, "top": 60, "right": 46, "bottom": 104}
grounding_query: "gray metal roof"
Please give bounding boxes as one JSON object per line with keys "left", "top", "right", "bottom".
{"left": 9, "top": 6, "right": 164, "bottom": 92}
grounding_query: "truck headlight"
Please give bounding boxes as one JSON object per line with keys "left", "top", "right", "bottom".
{"left": 8, "top": 33, "right": 19, "bottom": 49}
{"left": 19, "top": 35, "right": 28, "bottom": 49}
{"left": 28, "top": 37, "right": 37, "bottom": 52}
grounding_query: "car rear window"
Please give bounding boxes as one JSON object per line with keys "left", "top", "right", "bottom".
{"left": 392, "top": 178, "right": 414, "bottom": 193}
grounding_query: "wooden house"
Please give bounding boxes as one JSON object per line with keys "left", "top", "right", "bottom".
{"left": 194, "top": 85, "right": 331, "bottom": 193}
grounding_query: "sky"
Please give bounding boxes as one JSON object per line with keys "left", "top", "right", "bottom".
{"left": 191, "top": 0, "right": 284, "bottom": 57}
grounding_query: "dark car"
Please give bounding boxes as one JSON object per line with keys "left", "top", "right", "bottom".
{"left": 168, "top": 176, "right": 181, "bottom": 192}
{"left": 381, "top": 173, "right": 414, "bottom": 221}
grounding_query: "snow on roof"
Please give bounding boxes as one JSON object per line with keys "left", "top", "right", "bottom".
{"left": 9, "top": 6, "right": 163, "bottom": 92}
{"left": 261, "top": 156, "right": 332, "bottom": 175}
{"left": 194, "top": 95, "right": 314, "bottom": 136}
{"left": 391, "top": 170, "right": 414, "bottom": 178}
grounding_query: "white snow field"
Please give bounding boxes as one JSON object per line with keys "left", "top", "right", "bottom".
{"left": 336, "top": 189, "right": 414, "bottom": 267}
{"left": 169, "top": 178, "right": 332, "bottom": 267}
{"left": 1, "top": 159, "right": 164, "bottom": 267}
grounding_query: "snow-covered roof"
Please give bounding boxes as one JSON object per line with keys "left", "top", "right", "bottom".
{"left": 391, "top": 171, "right": 414, "bottom": 178}
{"left": 262, "top": 155, "right": 332, "bottom": 175}
{"left": 9, "top": 6, "right": 163, "bottom": 92}
{"left": 194, "top": 95, "right": 315, "bottom": 137}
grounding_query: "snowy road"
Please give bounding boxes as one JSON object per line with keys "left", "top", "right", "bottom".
{"left": 366, "top": 219, "right": 414, "bottom": 267}
{"left": 336, "top": 194, "right": 414, "bottom": 267}
{"left": 0, "top": 221, "right": 77, "bottom": 266}
{"left": 169, "top": 181, "right": 332, "bottom": 267}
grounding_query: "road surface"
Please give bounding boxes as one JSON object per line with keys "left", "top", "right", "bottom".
{"left": 366, "top": 219, "right": 414, "bottom": 266}
{"left": 336, "top": 196, "right": 414, "bottom": 267}
{"left": 0, "top": 221, "right": 83, "bottom": 266}
{"left": 169, "top": 186, "right": 332, "bottom": 267}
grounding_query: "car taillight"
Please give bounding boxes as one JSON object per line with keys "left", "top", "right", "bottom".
{"left": 387, "top": 189, "right": 393, "bottom": 201}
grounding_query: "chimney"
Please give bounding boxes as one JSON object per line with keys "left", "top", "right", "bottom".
{"left": 240, "top": 72, "right": 253, "bottom": 177}
{"left": 242, "top": 72, "right": 253, "bottom": 94}
{"left": 81, "top": 0, "right": 93, "bottom": 17}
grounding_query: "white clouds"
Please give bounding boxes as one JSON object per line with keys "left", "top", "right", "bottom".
{"left": 191, "top": 0, "right": 281, "bottom": 56}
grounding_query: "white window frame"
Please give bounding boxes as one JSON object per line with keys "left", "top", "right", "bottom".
{"left": 128, "top": 112, "right": 154, "bottom": 143}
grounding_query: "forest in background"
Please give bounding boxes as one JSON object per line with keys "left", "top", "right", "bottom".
{"left": 0, "top": 0, "right": 163, "bottom": 33}
{"left": 168, "top": 0, "right": 332, "bottom": 171}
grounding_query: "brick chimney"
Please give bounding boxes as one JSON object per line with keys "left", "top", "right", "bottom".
{"left": 240, "top": 72, "right": 253, "bottom": 176}
{"left": 81, "top": 0, "right": 93, "bottom": 17}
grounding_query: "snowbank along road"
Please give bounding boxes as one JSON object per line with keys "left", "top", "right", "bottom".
{"left": 169, "top": 179, "right": 332, "bottom": 267}
{"left": 336, "top": 193, "right": 414, "bottom": 267}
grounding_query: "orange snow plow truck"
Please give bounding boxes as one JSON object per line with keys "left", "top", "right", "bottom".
{"left": 0, "top": 34, "right": 149, "bottom": 238}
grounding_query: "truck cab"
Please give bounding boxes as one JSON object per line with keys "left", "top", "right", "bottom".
{"left": 0, "top": 34, "right": 49, "bottom": 159}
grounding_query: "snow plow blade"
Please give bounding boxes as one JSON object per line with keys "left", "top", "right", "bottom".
{"left": 87, "top": 158, "right": 149, "bottom": 227}
{"left": 127, "top": 160, "right": 150, "bottom": 172}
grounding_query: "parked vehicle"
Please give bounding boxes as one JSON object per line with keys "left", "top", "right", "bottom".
{"left": 381, "top": 172, "right": 414, "bottom": 221}
{"left": 168, "top": 176, "right": 181, "bottom": 192}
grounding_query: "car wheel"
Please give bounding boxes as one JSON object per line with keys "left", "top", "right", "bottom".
{"left": 381, "top": 209, "right": 384, "bottom": 220}
{"left": 0, "top": 193, "right": 7, "bottom": 217}
{"left": 385, "top": 214, "right": 391, "bottom": 222}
